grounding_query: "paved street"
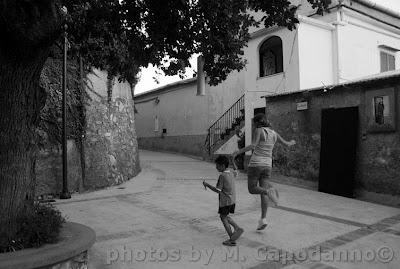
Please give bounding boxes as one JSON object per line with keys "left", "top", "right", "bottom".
{"left": 55, "top": 150, "right": 400, "bottom": 269}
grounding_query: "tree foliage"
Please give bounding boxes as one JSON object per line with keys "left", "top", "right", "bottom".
{"left": 62, "top": 0, "right": 330, "bottom": 86}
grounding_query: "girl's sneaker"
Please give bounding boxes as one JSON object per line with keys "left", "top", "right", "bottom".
{"left": 257, "top": 218, "right": 268, "bottom": 230}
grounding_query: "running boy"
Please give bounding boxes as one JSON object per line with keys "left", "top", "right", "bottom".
{"left": 203, "top": 156, "right": 244, "bottom": 246}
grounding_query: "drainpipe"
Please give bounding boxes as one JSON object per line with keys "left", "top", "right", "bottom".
{"left": 332, "top": 1, "right": 346, "bottom": 84}
{"left": 197, "top": 55, "right": 206, "bottom": 96}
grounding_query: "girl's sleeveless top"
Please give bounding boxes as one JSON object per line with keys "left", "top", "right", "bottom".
{"left": 248, "top": 127, "right": 277, "bottom": 167}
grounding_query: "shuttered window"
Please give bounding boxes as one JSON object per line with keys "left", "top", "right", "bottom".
{"left": 380, "top": 51, "right": 396, "bottom": 72}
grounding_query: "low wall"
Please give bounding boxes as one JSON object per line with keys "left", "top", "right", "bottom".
{"left": 0, "top": 222, "right": 95, "bottom": 269}
{"left": 138, "top": 134, "right": 207, "bottom": 157}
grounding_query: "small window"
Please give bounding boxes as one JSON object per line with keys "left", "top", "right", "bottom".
{"left": 154, "top": 116, "right": 159, "bottom": 132}
{"left": 259, "top": 36, "right": 283, "bottom": 77}
{"left": 380, "top": 51, "right": 396, "bottom": 72}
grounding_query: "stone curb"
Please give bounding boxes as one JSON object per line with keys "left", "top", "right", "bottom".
{"left": 0, "top": 222, "right": 96, "bottom": 269}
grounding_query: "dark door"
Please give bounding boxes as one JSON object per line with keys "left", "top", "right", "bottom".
{"left": 319, "top": 107, "right": 359, "bottom": 198}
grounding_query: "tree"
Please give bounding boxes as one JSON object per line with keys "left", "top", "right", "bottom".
{"left": 0, "top": 0, "right": 330, "bottom": 245}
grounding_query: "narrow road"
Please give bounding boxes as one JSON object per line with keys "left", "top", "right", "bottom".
{"left": 56, "top": 150, "right": 400, "bottom": 269}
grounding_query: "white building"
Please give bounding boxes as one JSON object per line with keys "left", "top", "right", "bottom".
{"left": 134, "top": 0, "right": 400, "bottom": 158}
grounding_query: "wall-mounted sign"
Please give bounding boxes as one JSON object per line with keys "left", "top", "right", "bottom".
{"left": 297, "top": 101, "right": 308, "bottom": 111}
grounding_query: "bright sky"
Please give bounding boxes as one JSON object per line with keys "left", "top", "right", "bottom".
{"left": 134, "top": 56, "right": 198, "bottom": 94}
{"left": 133, "top": 0, "right": 400, "bottom": 95}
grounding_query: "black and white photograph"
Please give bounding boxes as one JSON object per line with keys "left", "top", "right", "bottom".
{"left": 367, "top": 87, "right": 396, "bottom": 132}
{"left": 1, "top": 0, "right": 400, "bottom": 269}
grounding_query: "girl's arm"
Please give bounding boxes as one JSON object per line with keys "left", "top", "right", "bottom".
{"left": 232, "top": 128, "right": 261, "bottom": 157}
{"left": 276, "top": 132, "right": 296, "bottom": 147}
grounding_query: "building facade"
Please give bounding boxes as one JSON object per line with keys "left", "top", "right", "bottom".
{"left": 133, "top": 0, "right": 400, "bottom": 196}
{"left": 262, "top": 70, "right": 400, "bottom": 197}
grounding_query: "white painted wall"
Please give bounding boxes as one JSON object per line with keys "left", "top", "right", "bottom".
{"left": 298, "top": 20, "right": 334, "bottom": 89}
{"left": 337, "top": 9, "right": 400, "bottom": 81}
{"left": 135, "top": 82, "right": 207, "bottom": 137}
{"left": 86, "top": 69, "right": 132, "bottom": 100}
{"left": 135, "top": 71, "right": 245, "bottom": 138}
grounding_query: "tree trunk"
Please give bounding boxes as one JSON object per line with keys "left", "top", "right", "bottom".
{"left": 0, "top": 49, "right": 48, "bottom": 246}
{"left": 0, "top": 0, "right": 62, "bottom": 247}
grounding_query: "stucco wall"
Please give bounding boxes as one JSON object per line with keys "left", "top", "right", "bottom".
{"left": 263, "top": 80, "right": 400, "bottom": 196}
{"left": 298, "top": 21, "right": 334, "bottom": 89}
{"left": 338, "top": 10, "right": 400, "bottom": 81}
{"left": 138, "top": 135, "right": 207, "bottom": 157}
{"left": 134, "top": 71, "right": 245, "bottom": 156}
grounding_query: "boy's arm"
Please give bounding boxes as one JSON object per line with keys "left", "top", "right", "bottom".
{"left": 203, "top": 182, "right": 222, "bottom": 193}
{"left": 203, "top": 175, "right": 226, "bottom": 194}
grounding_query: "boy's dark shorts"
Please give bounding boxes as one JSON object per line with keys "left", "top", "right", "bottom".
{"left": 218, "top": 204, "right": 235, "bottom": 215}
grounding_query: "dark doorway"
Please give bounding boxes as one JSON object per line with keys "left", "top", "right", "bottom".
{"left": 319, "top": 107, "right": 359, "bottom": 198}
{"left": 254, "top": 107, "right": 266, "bottom": 115}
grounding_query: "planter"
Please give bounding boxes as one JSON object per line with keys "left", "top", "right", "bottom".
{"left": 0, "top": 222, "right": 96, "bottom": 269}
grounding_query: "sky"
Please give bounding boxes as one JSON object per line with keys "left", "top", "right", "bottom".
{"left": 134, "top": 56, "right": 198, "bottom": 95}
{"left": 133, "top": 0, "right": 400, "bottom": 95}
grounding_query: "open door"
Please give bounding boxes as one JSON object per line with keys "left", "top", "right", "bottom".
{"left": 319, "top": 107, "right": 359, "bottom": 198}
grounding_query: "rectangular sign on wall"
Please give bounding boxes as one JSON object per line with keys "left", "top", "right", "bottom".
{"left": 297, "top": 101, "right": 308, "bottom": 111}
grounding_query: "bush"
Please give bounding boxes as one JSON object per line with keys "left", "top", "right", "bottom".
{"left": 273, "top": 133, "right": 320, "bottom": 181}
{"left": 0, "top": 202, "right": 65, "bottom": 253}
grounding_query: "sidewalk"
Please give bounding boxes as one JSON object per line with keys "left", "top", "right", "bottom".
{"left": 55, "top": 150, "right": 400, "bottom": 269}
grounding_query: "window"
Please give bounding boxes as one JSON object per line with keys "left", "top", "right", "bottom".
{"left": 154, "top": 116, "right": 159, "bottom": 132}
{"left": 259, "top": 36, "right": 283, "bottom": 77}
{"left": 380, "top": 51, "right": 396, "bottom": 72}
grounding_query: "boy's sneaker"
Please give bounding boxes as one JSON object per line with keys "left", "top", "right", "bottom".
{"left": 257, "top": 218, "right": 268, "bottom": 230}
{"left": 230, "top": 227, "right": 244, "bottom": 241}
{"left": 222, "top": 239, "right": 237, "bottom": 246}
{"left": 266, "top": 188, "right": 279, "bottom": 206}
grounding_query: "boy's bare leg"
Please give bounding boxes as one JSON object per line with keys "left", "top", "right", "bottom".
{"left": 228, "top": 216, "right": 244, "bottom": 241}
{"left": 220, "top": 215, "right": 233, "bottom": 237}
{"left": 226, "top": 216, "right": 240, "bottom": 230}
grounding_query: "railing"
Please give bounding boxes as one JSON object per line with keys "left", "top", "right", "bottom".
{"left": 206, "top": 94, "right": 245, "bottom": 154}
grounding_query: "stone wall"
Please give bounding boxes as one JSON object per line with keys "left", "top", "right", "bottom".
{"left": 36, "top": 141, "right": 82, "bottom": 197}
{"left": 259, "top": 79, "right": 400, "bottom": 196}
{"left": 35, "top": 96, "right": 140, "bottom": 196}
{"left": 84, "top": 97, "right": 140, "bottom": 189}
{"left": 45, "top": 251, "right": 88, "bottom": 269}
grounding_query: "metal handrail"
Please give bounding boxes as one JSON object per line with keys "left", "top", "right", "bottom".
{"left": 207, "top": 94, "right": 245, "bottom": 154}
